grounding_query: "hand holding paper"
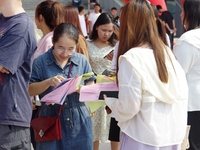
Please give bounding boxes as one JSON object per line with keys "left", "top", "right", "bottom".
{"left": 79, "top": 82, "right": 119, "bottom": 102}
{"left": 40, "top": 72, "right": 95, "bottom": 105}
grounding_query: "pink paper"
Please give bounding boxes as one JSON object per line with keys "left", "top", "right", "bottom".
{"left": 41, "top": 75, "right": 79, "bottom": 105}
{"left": 79, "top": 82, "right": 119, "bottom": 102}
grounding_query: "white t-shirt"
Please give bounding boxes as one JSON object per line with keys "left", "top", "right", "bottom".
{"left": 78, "top": 14, "right": 87, "bottom": 37}
{"left": 88, "top": 12, "right": 101, "bottom": 30}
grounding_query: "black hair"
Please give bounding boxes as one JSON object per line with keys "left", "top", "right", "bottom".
{"left": 78, "top": 6, "right": 84, "bottom": 13}
{"left": 111, "top": 7, "right": 117, "bottom": 11}
{"left": 183, "top": 0, "right": 200, "bottom": 31}
{"left": 53, "top": 23, "right": 79, "bottom": 44}
{"left": 90, "top": 12, "right": 115, "bottom": 46}
{"left": 94, "top": 3, "right": 100, "bottom": 7}
{"left": 151, "top": 4, "right": 168, "bottom": 46}
{"left": 151, "top": 4, "right": 159, "bottom": 18}
{"left": 156, "top": 5, "right": 162, "bottom": 10}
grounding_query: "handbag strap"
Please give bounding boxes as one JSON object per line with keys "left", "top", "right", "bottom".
{"left": 57, "top": 62, "right": 73, "bottom": 116}
{"left": 34, "top": 62, "right": 73, "bottom": 118}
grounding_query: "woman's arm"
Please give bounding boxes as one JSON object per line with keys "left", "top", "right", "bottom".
{"left": 29, "top": 75, "right": 65, "bottom": 96}
{"left": 105, "top": 57, "right": 142, "bottom": 122}
{"left": 174, "top": 41, "right": 198, "bottom": 74}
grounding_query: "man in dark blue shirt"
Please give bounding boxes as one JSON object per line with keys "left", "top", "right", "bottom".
{"left": 0, "top": 0, "right": 37, "bottom": 149}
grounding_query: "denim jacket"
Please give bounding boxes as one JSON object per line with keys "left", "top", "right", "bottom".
{"left": 30, "top": 46, "right": 96, "bottom": 99}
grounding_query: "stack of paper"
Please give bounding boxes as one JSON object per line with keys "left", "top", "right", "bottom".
{"left": 79, "top": 82, "right": 118, "bottom": 102}
{"left": 80, "top": 75, "right": 119, "bottom": 112}
{"left": 41, "top": 76, "right": 79, "bottom": 105}
{"left": 40, "top": 72, "right": 94, "bottom": 105}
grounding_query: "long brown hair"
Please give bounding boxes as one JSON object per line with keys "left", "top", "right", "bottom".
{"left": 63, "top": 5, "right": 89, "bottom": 59}
{"left": 117, "top": 0, "right": 168, "bottom": 83}
{"left": 63, "top": 5, "right": 83, "bottom": 36}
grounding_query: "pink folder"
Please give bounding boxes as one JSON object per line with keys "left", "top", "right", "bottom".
{"left": 79, "top": 82, "right": 119, "bottom": 102}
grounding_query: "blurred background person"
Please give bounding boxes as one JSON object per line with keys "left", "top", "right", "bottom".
{"left": 72, "top": 0, "right": 82, "bottom": 7}
{"left": 64, "top": 4, "right": 89, "bottom": 59}
{"left": 151, "top": 4, "right": 171, "bottom": 48}
{"left": 85, "top": 13, "right": 90, "bottom": 35}
{"left": 174, "top": 0, "right": 200, "bottom": 149}
{"left": 88, "top": 3, "right": 101, "bottom": 36}
{"left": 34, "top": 1, "right": 64, "bottom": 64}
{"left": 157, "top": 5, "right": 176, "bottom": 49}
{"left": 78, "top": 6, "right": 88, "bottom": 38}
{"left": 110, "top": 7, "right": 119, "bottom": 27}
{"left": 87, "top": 12, "right": 116, "bottom": 150}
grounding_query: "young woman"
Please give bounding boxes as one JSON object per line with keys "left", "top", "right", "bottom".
{"left": 87, "top": 12, "right": 116, "bottom": 150}
{"left": 29, "top": 23, "right": 95, "bottom": 150}
{"left": 105, "top": 0, "right": 188, "bottom": 149}
{"left": 31, "top": 1, "right": 65, "bottom": 148}
{"left": 174, "top": 0, "right": 200, "bottom": 149}
{"left": 64, "top": 5, "right": 89, "bottom": 59}
{"left": 34, "top": 0, "right": 64, "bottom": 59}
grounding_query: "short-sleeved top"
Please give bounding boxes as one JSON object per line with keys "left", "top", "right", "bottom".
{"left": 160, "top": 11, "right": 174, "bottom": 33}
{"left": 87, "top": 41, "right": 113, "bottom": 74}
{"left": 88, "top": 12, "right": 101, "bottom": 30}
{"left": 33, "top": 31, "right": 53, "bottom": 59}
{"left": 0, "top": 13, "right": 37, "bottom": 127}
{"left": 30, "top": 47, "right": 95, "bottom": 99}
{"left": 79, "top": 14, "right": 88, "bottom": 37}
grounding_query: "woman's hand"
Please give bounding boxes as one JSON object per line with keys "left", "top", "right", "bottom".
{"left": 76, "top": 84, "right": 83, "bottom": 93}
{"left": 105, "top": 53, "right": 114, "bottom": 61}
{"left": 48, "top": 75, "right": 65, "bottom": 87}
{"left": 103, "top": 94, "right": 112, "bottom": 114}
{"left": 0, "top": 67, "right": 9, "bottom": 74}
{"left": 32, "top": 103, "right": 37, "bottom": 110}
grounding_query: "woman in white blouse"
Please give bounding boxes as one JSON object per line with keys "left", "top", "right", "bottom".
{"left": 105, "top": 0, "right": 188, "bottom": 149}
{"left": 174, "top": 0, "right": 200, "bottom": 149}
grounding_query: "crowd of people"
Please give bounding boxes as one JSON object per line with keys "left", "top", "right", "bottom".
{"left": 1, "top": 0, "right": 200, "bottom": 150}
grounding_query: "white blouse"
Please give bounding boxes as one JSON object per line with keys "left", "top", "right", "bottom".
{"left": 174, "top": 28, "right": 200, "bottom": 112}
{"left": 106, "top": 47, "right": 188, "bottom": 146}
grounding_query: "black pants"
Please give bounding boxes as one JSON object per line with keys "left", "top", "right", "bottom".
{"left": 167, "top": 32, "right": 174, "bottom": 50}
{"left": 187, "top": 111, "right": 200, "bottom": 150}
{"left": 108, "top": 117, "right": 120, "bottom": 142}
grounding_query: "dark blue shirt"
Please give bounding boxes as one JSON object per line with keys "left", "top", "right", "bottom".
{"left": 0, "top": 13, "right": 37, "bottom": 127}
